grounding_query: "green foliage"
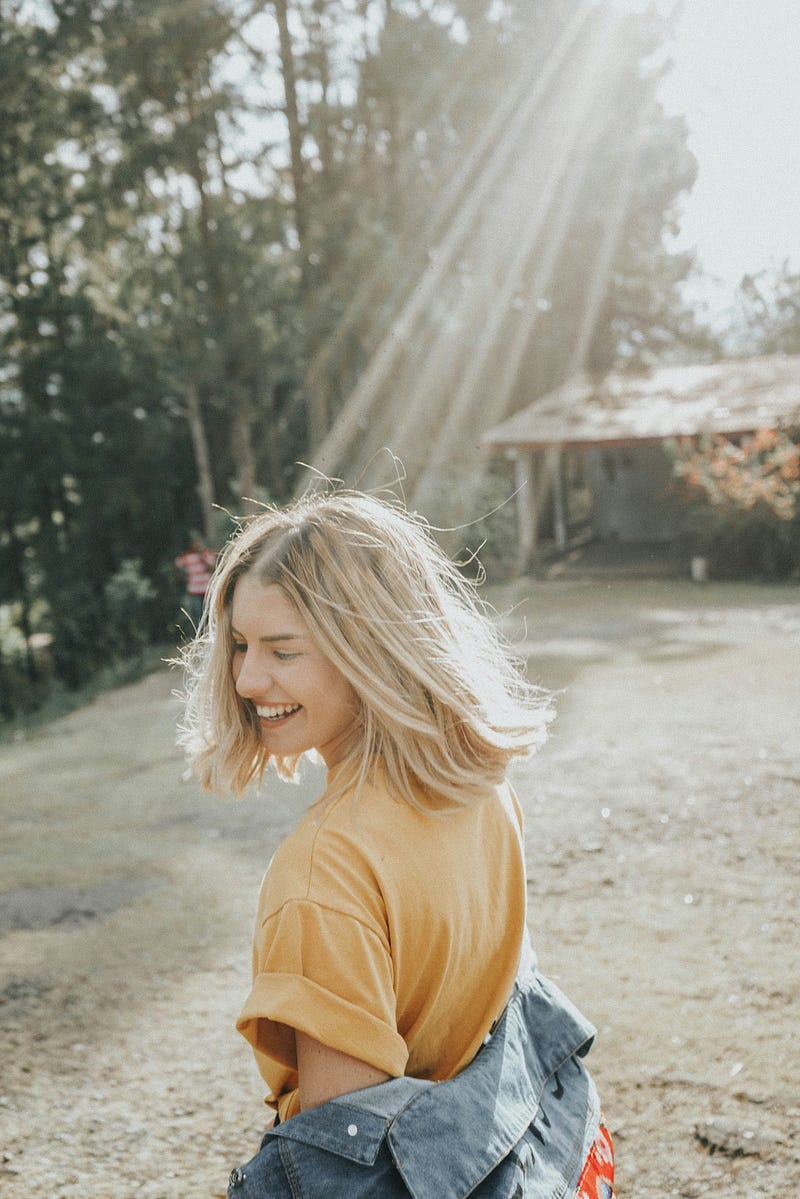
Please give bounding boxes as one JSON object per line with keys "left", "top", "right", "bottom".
{"left": 412, "top": 460, "right": 521, "bottom": 583}
{"left": 45, "top": 576, "right": 106, "bottom": 689}
{"left": 731, "top": 266, "right": 800, "bottom": 355}
{"left": 103, "top": 558, "right": 159, "bottom": 657}
{"left": 2, "top": 0, "right": 706, "bottom": 719}
{"left": 671, "top": 431, "right": 800, "bottom": 580}
{"left": 0, "top": 604, "right": 49, "bottom": 719}
{"left": 530, "top": 8, "right": 708, "bottom": 376}
{"left": 459, "top": 466, "right": 522, "bottom": 584}
{"left": 681, "top": 502, "right": 800, "bottom": 582}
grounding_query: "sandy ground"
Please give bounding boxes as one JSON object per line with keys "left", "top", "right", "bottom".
{"left": 1, "top": 578, "right": 799, "bottom": 1198}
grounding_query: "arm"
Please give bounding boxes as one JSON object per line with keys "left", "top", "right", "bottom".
{"left": 296, "top": 1030, "right": 391, "bottom": 1112}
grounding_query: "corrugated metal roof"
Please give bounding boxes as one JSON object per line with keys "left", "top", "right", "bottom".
{"left": 483, "top": 355, "right": 800, "bottom": 448}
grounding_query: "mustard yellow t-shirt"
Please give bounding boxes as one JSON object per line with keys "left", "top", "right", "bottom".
{"left": 236, "top": 769, "right": 527, "bottom": 1121}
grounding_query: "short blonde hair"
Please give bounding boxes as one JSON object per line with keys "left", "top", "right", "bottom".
{"left": 177, "top": 491, "right": 552, "bottom": 808}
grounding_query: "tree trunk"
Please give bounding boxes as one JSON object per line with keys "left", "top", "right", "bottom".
{"left": 257, "top": 379, "right": 283, "bottom": 499}
{"left": 184, "top": 377, "right": 218, "bottom": 545}
{"left": 383, "top": 1, "right": 403, "bottom": 231}
{"left": 273, "top": 0, "right": 309, "bottom": 261}
{"left": 309, "top": 0, "right": 334, "bottom": 184}
{"left": 231, "top": 392, "right": 259, "bottom": 515}
{"left": 273, "top": 0, "right": 331, "bottom": 450}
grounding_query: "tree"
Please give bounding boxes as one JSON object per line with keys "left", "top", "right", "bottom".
{"left": 731, "top": 265, "right": 800, "bottom": 356}
{"left": 1, "top": 0, "right": 714, "bottom": 711}
{"left": 1, "top": 2, "right": 199, "bottom": 692}
{"left": 295, "top": 1, "right": 707, "bottom": 496}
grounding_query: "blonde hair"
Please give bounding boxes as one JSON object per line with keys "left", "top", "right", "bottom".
{"left": 177, "top": 491, "right": 552, "bottom": 808}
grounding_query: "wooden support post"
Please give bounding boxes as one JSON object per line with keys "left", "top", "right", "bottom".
{"left": 513, "top": 448, "right": 539, "bottom": 575}
{"left": 551, "top": 445, "right": 567, "bottom": 552}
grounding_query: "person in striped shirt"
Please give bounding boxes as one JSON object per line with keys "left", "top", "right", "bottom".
{"left": 175, "top": 533, "right": 217, "bottom": 628}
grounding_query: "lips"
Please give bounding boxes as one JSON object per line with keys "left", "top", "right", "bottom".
{"left": 255, "top": 703, "right": 302, "bottom": 722}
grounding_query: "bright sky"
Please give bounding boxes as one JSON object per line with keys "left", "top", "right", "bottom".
{"left": 657, "top": 0, "right": 800, "bottom": 317}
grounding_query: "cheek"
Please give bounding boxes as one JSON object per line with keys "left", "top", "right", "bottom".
{"left": 315, "top": 660, "right": 357, "bottom": 711}
{"left": 333, "top": 675, "right": 360, "bottom": 717}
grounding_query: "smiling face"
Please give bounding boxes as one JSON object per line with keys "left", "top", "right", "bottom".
{"left": 230, "top": 574, "right": 361, "bottom": 768}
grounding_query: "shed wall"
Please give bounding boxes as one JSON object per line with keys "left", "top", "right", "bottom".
{"left": 587, "top": 443, "right": 683, "bottom": 541}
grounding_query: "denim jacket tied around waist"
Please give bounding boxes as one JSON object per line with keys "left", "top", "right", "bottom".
{"left": 227, "top": 966, "right": 600, "bottom": 1199}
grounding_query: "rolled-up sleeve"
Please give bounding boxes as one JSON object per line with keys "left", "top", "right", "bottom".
{"left": 236, "top": 898, "right": 409, "bottom": 1079}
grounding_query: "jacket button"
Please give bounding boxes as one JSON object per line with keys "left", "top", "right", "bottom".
{"left": 347, "top": 1123, "right": 358, "bottom": 1136}
{"left": 229, "top": 1166, "right": 246, "bottom": 1188}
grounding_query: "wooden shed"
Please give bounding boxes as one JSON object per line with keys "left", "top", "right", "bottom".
{"left": 482, "top": 354, "right": 800, "bottom": 571}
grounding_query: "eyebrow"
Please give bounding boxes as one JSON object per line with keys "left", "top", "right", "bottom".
{"left": 231, "top": 628, "right": 305, "bottom": 643}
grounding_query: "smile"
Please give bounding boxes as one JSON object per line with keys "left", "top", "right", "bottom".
{"left": 255, "top": 703, "right": 302, "bottom": 721}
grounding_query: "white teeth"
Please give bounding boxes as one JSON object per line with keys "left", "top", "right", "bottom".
{"left": 255, "top": 703, "right": 301, "bottom": 720}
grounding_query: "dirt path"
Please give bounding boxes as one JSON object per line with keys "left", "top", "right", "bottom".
{"left": 1, "top": 580, "right": 799, "bottom": 1197}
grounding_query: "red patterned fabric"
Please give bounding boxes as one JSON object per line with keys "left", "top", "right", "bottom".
{"left": 574, "top": 1117, "right": 616, "bottom": 1198}
{"left": 175, "top": 548, "right": 216, "bottom": 595}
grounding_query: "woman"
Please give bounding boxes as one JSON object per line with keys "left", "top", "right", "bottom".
{"left": 178, "top": 491, "right": 616, "bottom": 1198}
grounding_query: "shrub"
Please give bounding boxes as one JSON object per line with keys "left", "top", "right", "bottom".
{"left": 103, "top": 558, "right": 159, "bottom": 658}
{"left": 671, "top": 430, "right": 800, "bottom": 580}
{"left": 413, "top": 460, "right": 520, "bottom": 581}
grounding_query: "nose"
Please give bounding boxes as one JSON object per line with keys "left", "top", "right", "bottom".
{"left": 234, "top": 649, "right": 273, "bottom": 700}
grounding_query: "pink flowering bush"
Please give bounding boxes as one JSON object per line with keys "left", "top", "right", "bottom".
{"left": 671, "top": 430, "right": 800, "bottom": 579}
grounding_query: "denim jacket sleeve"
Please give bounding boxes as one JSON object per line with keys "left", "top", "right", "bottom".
{"left": 227, "top": 968, "right": 600, "bottom": 1199}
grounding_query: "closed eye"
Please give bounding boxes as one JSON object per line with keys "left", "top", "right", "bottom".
{"left": 274, "top": 650, "right": 302, "bottom": 661}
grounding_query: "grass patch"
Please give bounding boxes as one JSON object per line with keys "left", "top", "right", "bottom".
{"left": 0, "top": 643, "right": 177, "bottom": 745}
